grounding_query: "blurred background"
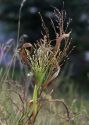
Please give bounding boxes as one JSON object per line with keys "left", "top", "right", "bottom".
{"left": 0, "top": 0, "right": 89, "bottom": 94}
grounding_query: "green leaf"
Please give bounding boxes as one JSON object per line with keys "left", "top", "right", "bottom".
{"left": 33, "top": 85, "right": 38, "bottom": 115}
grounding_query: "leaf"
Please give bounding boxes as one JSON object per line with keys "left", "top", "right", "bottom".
{"left": 33, "top": 85, "right": 38, "bottom": 115}
{"left": 23, "top": 43, "right": 33, "bottom": 48}
{"left": 43, "top": 66, "right": 60, "bottom": 89}
{"left": 55, "top": 32, "right": 71, "bottom": 51}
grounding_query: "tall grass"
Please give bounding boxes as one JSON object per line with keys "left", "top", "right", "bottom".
{"left": 0, "top": 77, "right": 89, "bottom": 125}
{"left": 0, "top": 0, "right": 89, "bottom": 125}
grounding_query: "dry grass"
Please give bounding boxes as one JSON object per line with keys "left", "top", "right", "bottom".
{"left": 0, "top": 0, "right": 88, "bottom": 125}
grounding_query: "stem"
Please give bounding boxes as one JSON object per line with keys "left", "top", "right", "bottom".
{"left": 17, "top": 0, "right": 26, "bottom": 46}
{"left": 17, "top": 5, "right": 22, "bottom": 46}
{"left": 46, "top": 99, "right": 70, "bottom": 120}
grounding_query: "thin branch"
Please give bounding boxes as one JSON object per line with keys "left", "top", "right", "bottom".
{"left": 38, "top": 98, "right": 70, "bottom": 121}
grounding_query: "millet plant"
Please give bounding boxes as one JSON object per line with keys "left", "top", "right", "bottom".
{"left": 0, "top": 0, "right": 73, "bottom": 125}
{"left": 17, "top": 1, "right": 72, "bottom": 124}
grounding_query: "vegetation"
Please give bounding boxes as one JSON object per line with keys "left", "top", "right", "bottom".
{"left": 0, "top": 0, "right": 89, "bottom": 125}
{"left": 0, "top": 79, "right": 89, "bottom": 125}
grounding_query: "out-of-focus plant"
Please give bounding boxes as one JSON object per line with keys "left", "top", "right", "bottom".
{"left": 0, "top": 39, "right": 14, "bottom": 65}
{"left": 17, "top": 3, "right": 72, "bottom": 124}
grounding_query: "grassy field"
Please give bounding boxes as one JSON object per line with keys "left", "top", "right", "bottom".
{"left": 0, "top": 76, "right": 89, "bottom": 125}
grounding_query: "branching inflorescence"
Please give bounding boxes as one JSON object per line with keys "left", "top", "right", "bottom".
{"left": 18, "top": 7, "right": 72, "bottom": 125}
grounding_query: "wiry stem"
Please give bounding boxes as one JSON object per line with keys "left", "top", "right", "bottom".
{"left": 17, "top": 0, "right": 26, "bottom": 46}
{"left": 47, "top": 99, "right": 70, "bottom": 120}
